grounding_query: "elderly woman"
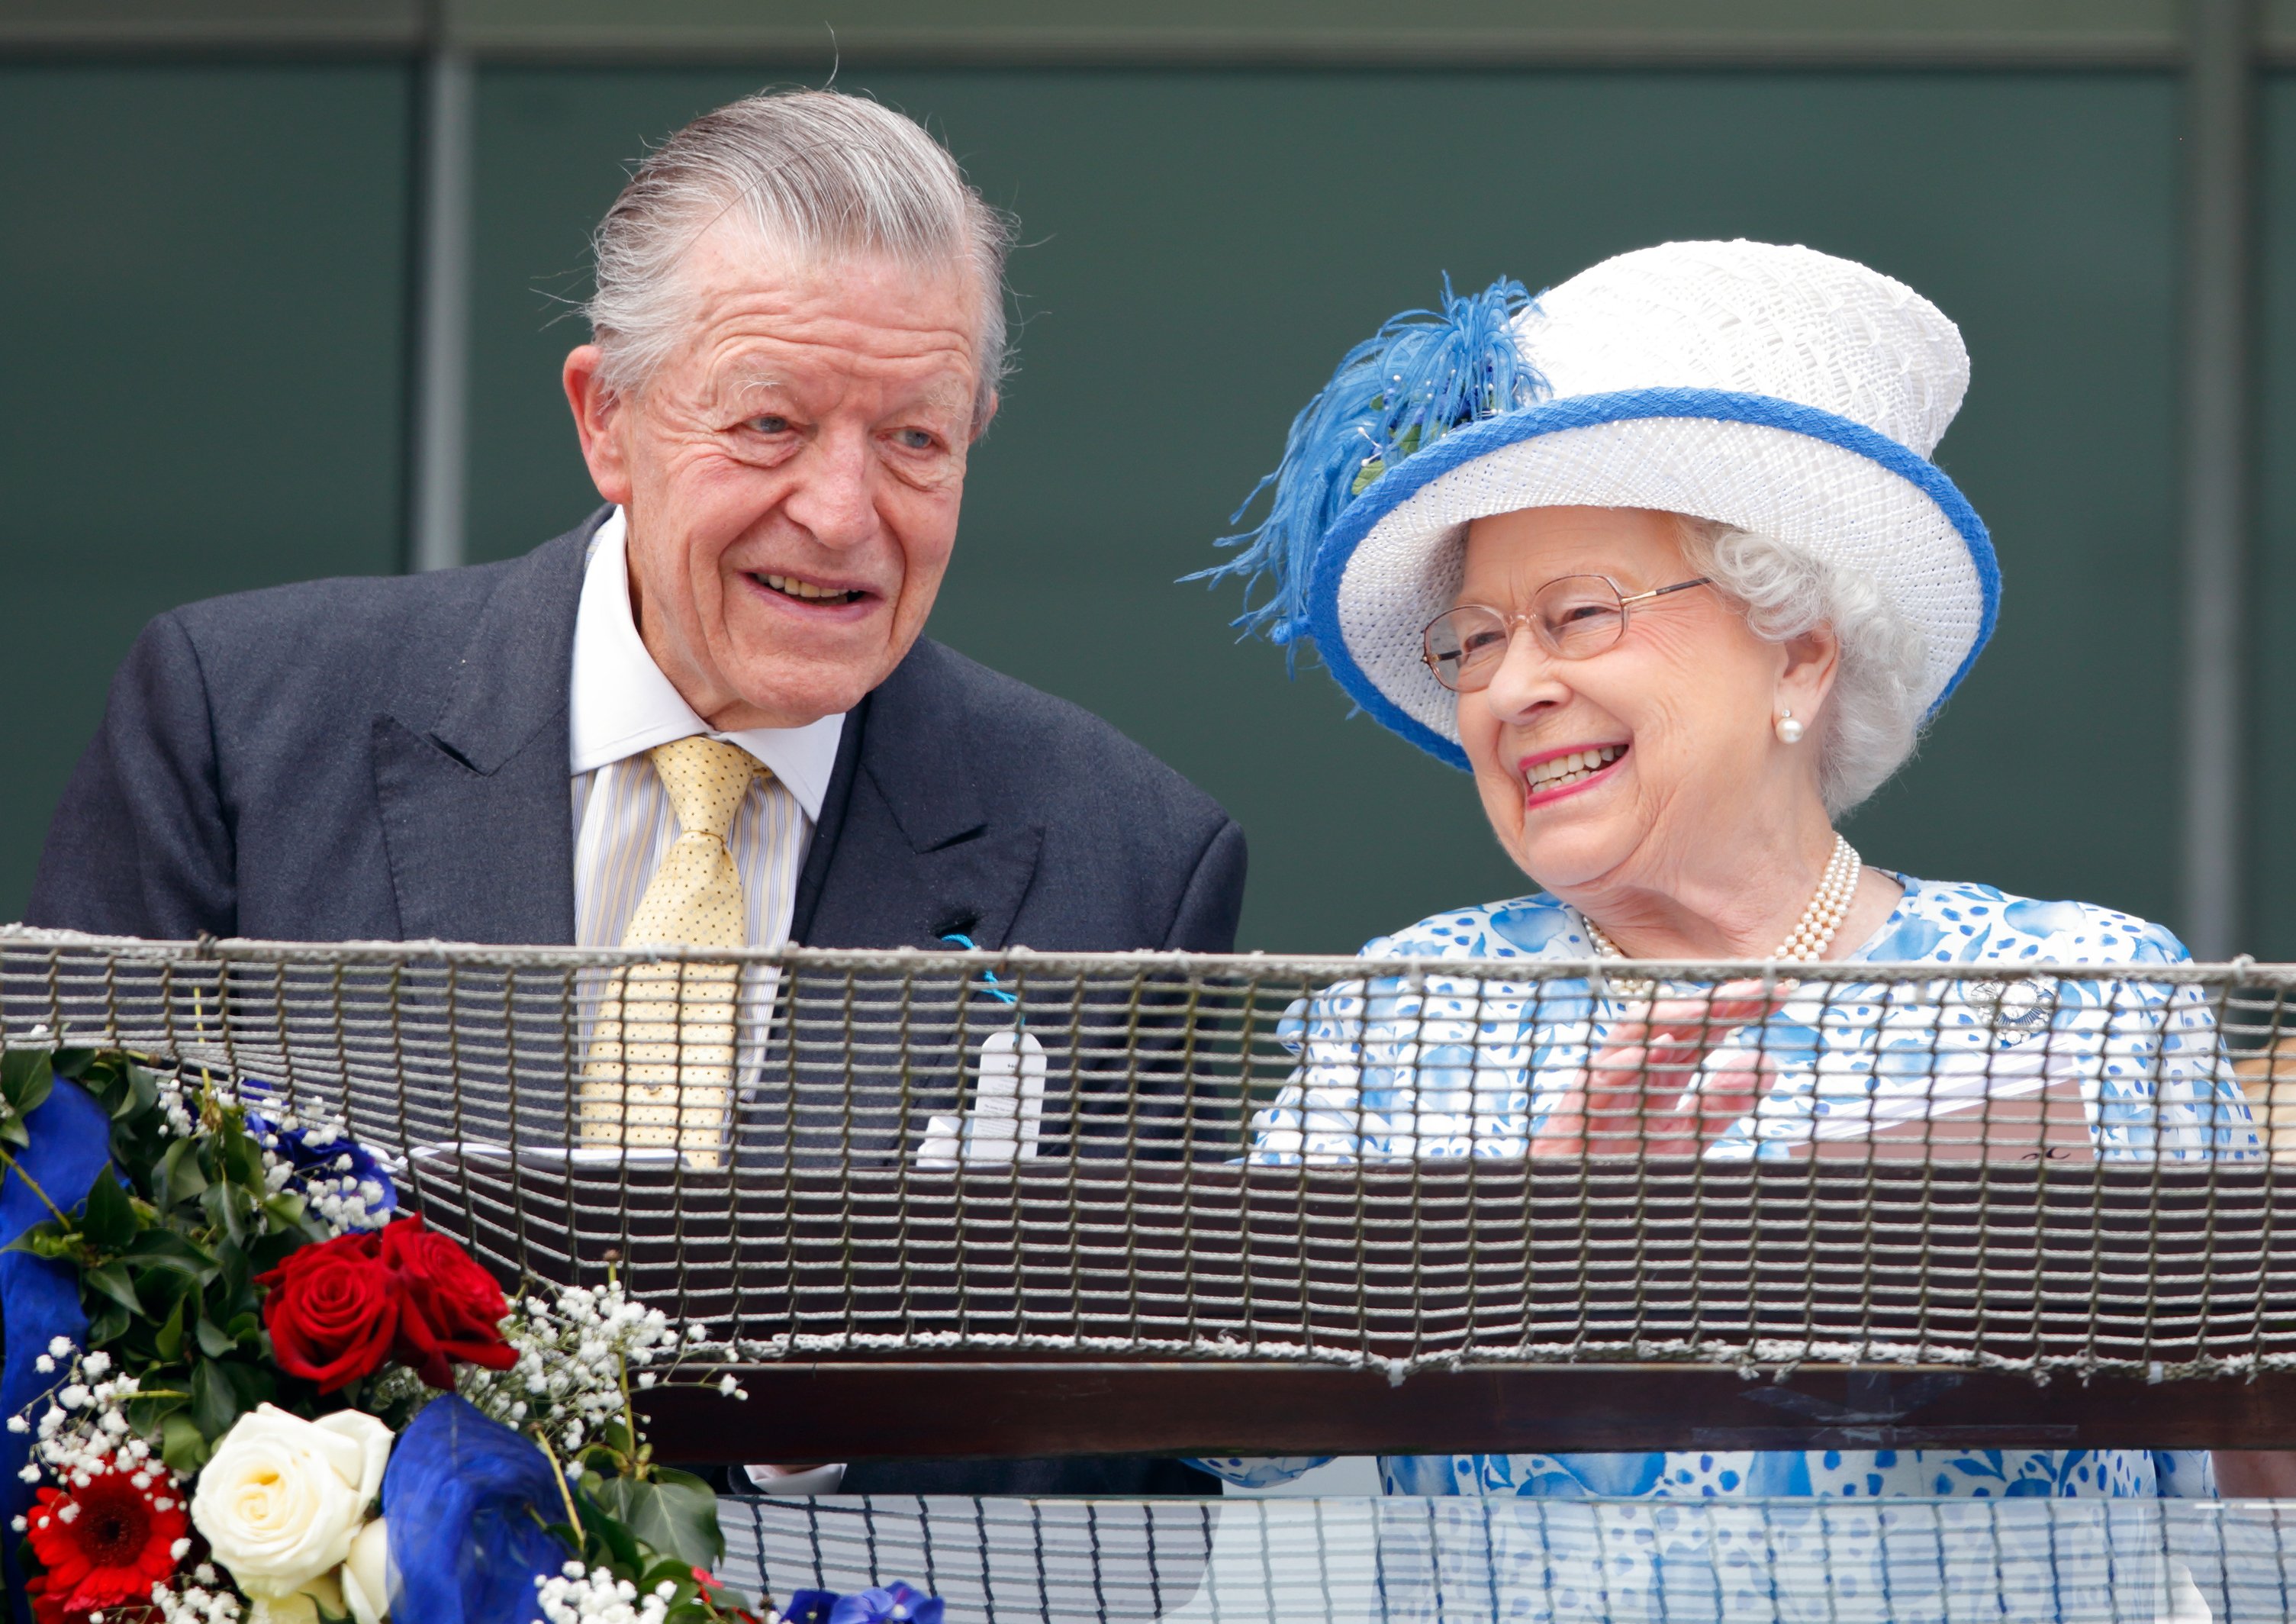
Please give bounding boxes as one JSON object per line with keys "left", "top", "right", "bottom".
{"left": 1194, "top": 241, "right": 2261, "bottom": 1514}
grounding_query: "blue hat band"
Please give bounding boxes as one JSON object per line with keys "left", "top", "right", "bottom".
{"left": 1303, "top": 387, "right": 1999, "bottom": 772}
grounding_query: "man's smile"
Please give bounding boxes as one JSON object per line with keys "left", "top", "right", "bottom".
{"left": 749, "top": 569, "right": 872, "bottom": 607}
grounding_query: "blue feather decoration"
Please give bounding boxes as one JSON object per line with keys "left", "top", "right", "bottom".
{"left": 1191, "top": 274, "right": 1544, "bottom": 661}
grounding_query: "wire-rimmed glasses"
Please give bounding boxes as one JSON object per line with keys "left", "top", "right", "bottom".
{"left": 1421, "top": 575, "right": 1712, "bottom": 693}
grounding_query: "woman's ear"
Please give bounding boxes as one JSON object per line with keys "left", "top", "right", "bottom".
{"left": 1776, "top": 622, "right": 1843, "bottom": 725}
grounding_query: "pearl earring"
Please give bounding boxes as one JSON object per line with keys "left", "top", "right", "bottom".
{"left": 1776, "top": 709, "right": 1805, "bottom": 744}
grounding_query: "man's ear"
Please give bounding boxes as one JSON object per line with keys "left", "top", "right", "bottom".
{"left": 968, "top": 388, "right": 1000, "bottom": 445}
{"left": 1776, "top": 621, "right": 1844, "bottom": 724}
{"left": 563, "top": 344, "right": 633, "bottom": 505}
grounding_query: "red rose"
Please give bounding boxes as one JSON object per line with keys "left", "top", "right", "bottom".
{"left": 380, "top": 1212, "right": 516, "bottom": 1387}
{"left": 257, "top": 1229, "right": 398, "bottom": 1390}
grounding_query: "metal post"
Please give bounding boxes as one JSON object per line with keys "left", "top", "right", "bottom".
{"left": 408, "top": 46, "right": 475, "bottom": 573}
{"left": 2178, "top": 0, "right": 2256, "bottom": 958}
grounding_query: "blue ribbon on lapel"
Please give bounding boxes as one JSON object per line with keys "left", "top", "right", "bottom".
{"left": 0, "top": 1075, "right": 114, "bottom": 1613}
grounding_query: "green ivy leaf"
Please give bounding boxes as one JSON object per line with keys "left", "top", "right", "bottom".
{"left": 79, "top": 1168, "right": 139, "bottom": 1252}
{"left": 244, "top": 1226, "right": 308, "bottom": 1273}
{"left": 115, "top": 1062, "right": 159, "bottom": 1123}
{"left": 190, "top": 1358, "right": 272, "bottom": 1441}
{"left": 161, "top": 1411, "right": 211, "bottom": 1474}
{"left": 201, "top": 1180, "right": 247, "bottom": 1246}
{"left": 84, "top": 1260, "right": 143, "bottom": 1317}
{"left": 84, "top": 1300, "right": 130, "bottom": 1345}
{"left": 639, "top": 1555, "right": 700, "bottom": 1594}
{"left": 0, "top": 1049, "right": 55, "bottom": 1120}
{"left": 124, "top": 1235, "right": 217, "bottom": 1293}
{"left": 136, "top": 1270, "right": 199, "bottom": 1337}
{"left": 195, "top": 1315, "right": 237, "bottom": 1359}
{"left": 211, "top": 1236, "right": 253, "bottom": 1298}
{"left": 575, "top": 1480, "right": 648, "bottom": 1573}
{"left": 221, "top": 1130, "right": 264, "bottom": 1193}
{"left": 589, "top": 1470, "right": 726, "bottom": 1569}
{"left": 156, "top": 1137, "right": 210, "bottom": 1209}
{"left": 154, "top": 1294, "right": 193, "bottom": 1362}
{"left": 127, "top": 1385, "right": 189, "bottom": 1435}
{"left": 73, "top": 1054, "right": 130, "bottom": 1117}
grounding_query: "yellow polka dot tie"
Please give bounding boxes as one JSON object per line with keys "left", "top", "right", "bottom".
{"left": 578, "top": 736, "right": 765, "bottom": 1166}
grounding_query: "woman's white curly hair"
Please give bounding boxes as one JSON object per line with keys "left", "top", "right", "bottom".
{"left": 1673, "top": 515, "right": 1931, "bottom": 816}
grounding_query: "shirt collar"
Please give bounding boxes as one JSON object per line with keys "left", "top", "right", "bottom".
{"left": 567, "top": 508, "right": 845, "bottom": 821}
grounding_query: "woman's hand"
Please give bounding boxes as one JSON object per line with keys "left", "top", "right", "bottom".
{"left": 1531, "top": 979, "right": 1789, "bottom": 1156}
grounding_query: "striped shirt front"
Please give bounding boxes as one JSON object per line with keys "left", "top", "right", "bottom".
{"left": 570, "top": 754, "right": 810, "bottom": 951}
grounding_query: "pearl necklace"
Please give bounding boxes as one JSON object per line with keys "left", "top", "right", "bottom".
{"left": 1580, "top": 833, "right": 1862, "bottom": 995}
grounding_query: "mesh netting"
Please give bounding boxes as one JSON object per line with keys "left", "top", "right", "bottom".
{"left": 4, "top": 928, "right": 2291, "bottom": 1400}
{"left": 716, "top": 1493, "right": 2296, "bottom": 1624}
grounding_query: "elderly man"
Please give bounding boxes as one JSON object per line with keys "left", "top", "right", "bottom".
{"left": 27, "top": 89, "right": 1241, "bottom": 1497}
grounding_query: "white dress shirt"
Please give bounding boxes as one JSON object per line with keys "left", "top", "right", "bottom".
{"left": 568, "top": 508, "right": 843, "bottom": 952}
{"left": 569, "top": 511, "right": 852, "bottom": 1493}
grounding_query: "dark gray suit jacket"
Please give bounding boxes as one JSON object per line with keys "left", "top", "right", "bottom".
{"left": 27, "top": 508, "right": 1245, "bottom": 1496}
{"left": 29, "top": 509, "right": 1245, "bottom": 959}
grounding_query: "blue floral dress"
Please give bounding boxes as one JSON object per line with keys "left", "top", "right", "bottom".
{"left": 1196, "top": 877, "right": 2259, "bottom": 1506}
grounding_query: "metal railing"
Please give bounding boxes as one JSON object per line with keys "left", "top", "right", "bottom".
{"left": 6, "top": 927, "right": 2294, "bottom": 1457}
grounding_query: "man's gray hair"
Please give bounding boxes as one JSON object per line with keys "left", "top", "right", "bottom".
{"left": 1674, "top": 517, "right": 1930, "bottom": 817}
{"left": 585, "top": 89, "right": 1014, "bottom": 422}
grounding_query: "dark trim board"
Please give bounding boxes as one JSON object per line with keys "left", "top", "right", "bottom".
{"left": 637, "top": 1360, "right": 2296, "bottom": 1463}
{"left": 11, "top": 18, "right": 2289, "bottom": 66}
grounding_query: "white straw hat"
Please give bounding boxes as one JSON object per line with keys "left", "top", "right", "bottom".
{"left": 1203, "top": 240, "right": 1998, "bottom": 770}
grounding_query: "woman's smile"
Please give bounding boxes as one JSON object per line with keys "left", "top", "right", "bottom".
{"left": 1520, "top": 741, "right": 1629, "bottom": 809}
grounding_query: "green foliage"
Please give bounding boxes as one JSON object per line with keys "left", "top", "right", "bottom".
{"left": 7, "top": 1048, "right": 764, "bottom": 1620}
{"left": 0, "top": 1047, "right": 56, "bottom": 1149}
{"left": 559, "top": 1479, "right": 758, "bottom": 1624}
{"left": 5, "top": 1050, "right": 347, "bottom": 1449}
{"left": 587, "top": 1468, "right": 726, "bottom": 1569}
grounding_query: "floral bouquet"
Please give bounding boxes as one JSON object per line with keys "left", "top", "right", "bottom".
{"left": 0, "top": 1047, "right": 941, "bottom": 1624}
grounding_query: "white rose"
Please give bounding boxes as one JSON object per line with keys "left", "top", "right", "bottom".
{"left": 340, "top": 1516, "right": 391, "bottom": 1624}
{"left": 248, "top": 1574, "right": 337, "bottom": 1624}
{"left": 192, "top": 1405, "right": 393, "bottom": 1603}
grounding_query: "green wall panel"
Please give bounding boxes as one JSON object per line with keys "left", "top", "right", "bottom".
{"left": 2256, "top": 78, "right": 2296, "bottom": 962}
{"left": 465, "top": 68, "right": 2179, "bottom": 952}
{"left": 440, "top": 0, "right": 2181, "bottom": 60}
{"left": 0, "top": 63, "right": 414, "bottom": 917}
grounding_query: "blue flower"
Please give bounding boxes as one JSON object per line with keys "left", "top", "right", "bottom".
{"left": 383, "top": 1394, "right": 568, "bottom": 1624}
{"left": 782, "top": 1582, "right": 944, "bottom": 1624}
{"left": 247, "top": 1110, "right": 397, "bottom": 1221}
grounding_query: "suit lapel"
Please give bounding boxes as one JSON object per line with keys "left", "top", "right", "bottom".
{"left": 371, "top": 515, "right": 598, "bottom": 944}
{"left": 794, "top": 640, "right": 1044, "bottom": 950}
{"left": 368, "top": 536, "right": 1042, "bottom": 952}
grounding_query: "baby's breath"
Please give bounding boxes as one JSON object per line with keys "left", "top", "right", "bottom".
{"left": 459, "top": 1280, "right": 712, "bottom": 1456}
{"left": 16, "top": 1341, "right": 178, "bottom": 1501}
{"left": 535, "top": 1561, "right": 678, "bottom": 1624}
{"left": 246, "top": 1110, "right": 391, "bottom": 1233}
{"left": 152, "top": 1067, "right": 197, "bottom": 1140}
{"left": 148, "top": 1567, "right": 248, "bottom": 1624}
